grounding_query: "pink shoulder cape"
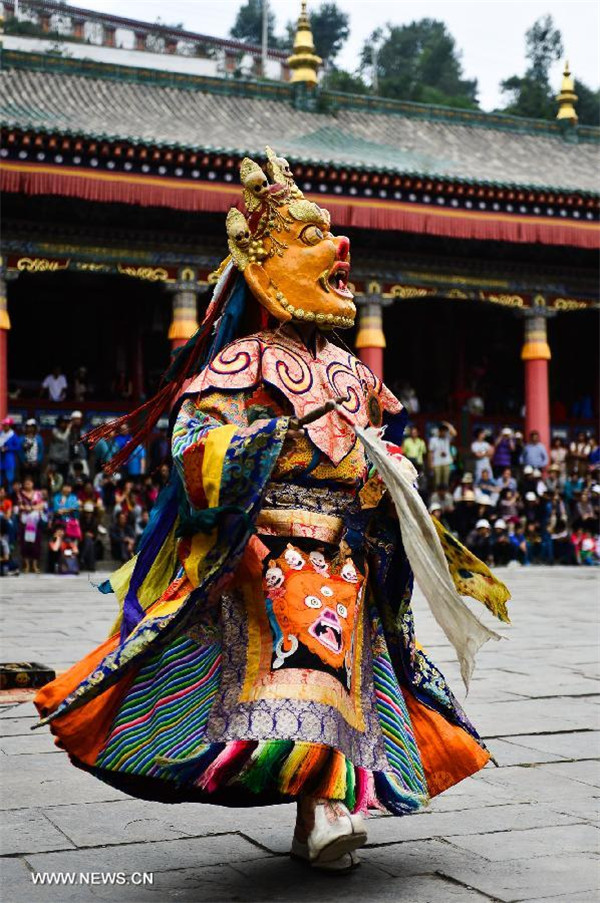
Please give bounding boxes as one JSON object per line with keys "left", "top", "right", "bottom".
{"left": 186, "top": 328, "right": 403, "bottom": 465}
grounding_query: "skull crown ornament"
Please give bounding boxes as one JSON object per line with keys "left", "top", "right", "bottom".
{"left": 223, "top": 147, "right": 355, "bottom": 329}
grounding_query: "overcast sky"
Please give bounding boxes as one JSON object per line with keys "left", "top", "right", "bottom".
{"left": 66, "top": 0, "right": 599, "bottom": 110}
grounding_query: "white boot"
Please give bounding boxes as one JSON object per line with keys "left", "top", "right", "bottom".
{"left": 291, "top": 799, "right": 367, "bottom": 866}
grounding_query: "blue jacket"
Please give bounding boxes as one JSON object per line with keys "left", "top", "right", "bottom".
{"left": 0, "top": 432, "right": 21, "bottom": 472}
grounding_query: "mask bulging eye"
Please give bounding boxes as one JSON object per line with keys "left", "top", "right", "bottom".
{"left": 304, "top": 595, "right": 322, "bottom": 609}
{"left": 301, "top": 225, "right": 324, "bottom": 246}
{"left": 337, "top": 603, "right": 348, "bottom": 618}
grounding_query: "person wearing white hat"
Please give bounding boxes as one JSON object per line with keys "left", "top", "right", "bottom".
{"left": 466, "top": 518, "right": 493, "bottom": 563}
{"left": 21, "top": 418, "right": 45, "bottom": 486}
{"left": 492, "top": 518, "right": 514, "bottom": 565}
{"left": 68, "top": 411, "right": 89, "bottom": 479}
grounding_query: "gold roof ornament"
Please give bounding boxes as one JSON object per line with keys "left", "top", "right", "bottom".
{"left": 556, "top": 61, "right": 578, "bottom": 124}
{"left": 287, "top": 1, "right": 322, "bottom": 86}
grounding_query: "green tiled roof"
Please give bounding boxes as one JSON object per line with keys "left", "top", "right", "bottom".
{"left": 1, "top": 50, "right": 598, "bottom": 193}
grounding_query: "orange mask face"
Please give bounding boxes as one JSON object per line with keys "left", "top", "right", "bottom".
{"left": 243, "top": 199, "right": 355, "bottom": 329}
{"left": 264, "top": 545, "right": 363, "bottom": 674}
{"left": 224, "top": 150, "right": 356, "bottom": 329}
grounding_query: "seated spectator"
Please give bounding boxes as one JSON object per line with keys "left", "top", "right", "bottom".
{"left": 508, "top": 520, "right": 529, "bottom": 565}
{"left": 525, "top": 522, "right": 543, "bottom": 564}
{"left": 428, "top": 501, "right": 451, "bottom": 531}
{"left": 491, "top": 519, "right": 515, "bottom": 566}
{"left": 466, "top": 519, "right": 493, "bottom": 564}
{"left": 574, "top": 491, "right": 597, "bottom": 531}
{"left": 572, "top": 528, "right": 599, "bottom": 566}
{"left": 451, "top": 489, "right": 479, "bottom": 542}
{"left": 52, "top": 481, "right": 80, "bottom": 529}
{"left": 495, "top": 467, "right": 517, "bottom": 493}
{"left": 429, "top": 486, "right": 454, "bottom": 515}
{"left": 545, "top": 464, "right": 562, "bottom": 494}
{"left": 110, "top": 512, "right": 136, "bottom": 562}
{"left": 521, "top": 431, "right": 549, "bottom": 471}
{"left": 520, "top": 465, "right": 537, "bottom": 497}
{"left": 79, "top": 501, "right": 101, "bottom": 572}
{"left": 498, "top": 489, "right": 520, "bottom": 524}
{"left": 476, "top": 468, "right": 497, "bottom": 498}
{"left": 453, "top": 472, "right": 474, "bottom": 502}
{"left": 523, "top": 492, "right": 540, "bottom": 525}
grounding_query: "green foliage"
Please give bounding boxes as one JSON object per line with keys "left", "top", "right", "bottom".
{"left": 574, "top": 79, "right": 600, "bottom": 126}
{"left": 230, "top": 0, "right": 280, "bottom": 47}
{"left": 525, "top": 15, "right": 563, "bottom": 81}
{"left": 360, "top": 19, "right": 479, "bottom": 109}
{"left": 283, "top": 1, "right": 350, "bottom": 63}
{"left": 499, "top": 15, "right": 561, "bottom": 120}
{"left": 309, "top": 3, "right": 350, "bottom": 63}
{"left": 322, "top": 68, "right": 369, "bottom": 95}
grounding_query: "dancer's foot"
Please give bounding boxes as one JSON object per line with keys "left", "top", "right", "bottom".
{"left": 292, "top": 798, "right": 367, "bottom": 865}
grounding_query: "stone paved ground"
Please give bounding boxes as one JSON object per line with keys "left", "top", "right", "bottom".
{"left": 0, "top": 567, "right": 598, "bottom": 903}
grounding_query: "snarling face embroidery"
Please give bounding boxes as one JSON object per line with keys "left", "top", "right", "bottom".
{"left": 263, "top": 545, "right": 363, "bottom": 673}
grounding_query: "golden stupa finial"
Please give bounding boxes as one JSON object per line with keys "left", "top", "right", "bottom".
{"left": 286, "top": 0, "right": 322, "bottom": 86}
{"left": 556, "top": 60, "right": 578, "bottom": 124}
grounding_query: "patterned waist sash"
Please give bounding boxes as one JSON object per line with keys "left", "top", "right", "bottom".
{"left": 257, "top": 482, "right": 358, "bottom": 544}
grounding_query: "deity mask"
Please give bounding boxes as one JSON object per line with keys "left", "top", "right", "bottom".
{"left": 264, "top": 545, "right": 363, "bottom": 673}
{"left": 225, "top": 147, "right": 356, "bottom": 330}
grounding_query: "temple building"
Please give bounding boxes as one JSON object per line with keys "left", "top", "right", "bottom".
{"left": 1, "top": 1, "right": 598, "bottom": 449}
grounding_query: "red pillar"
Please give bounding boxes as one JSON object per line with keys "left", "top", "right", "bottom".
{"left": 355, "top": 299, "right": 385, "bottom": 379}
{"left": 0, "top": 271, "right": 9, "bottom": 421}
{"left": 521, "top": 311, "right": 551, "bottom": 452}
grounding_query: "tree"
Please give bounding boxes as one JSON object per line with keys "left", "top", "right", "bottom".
{"left": 309, "top": 3, "right": 350, "bottom": 64}
{"left": 499, "top": 16, "right": 563, "bottom": 120}
{"left": 230, "top": 0, "right": 279, "bottom": 47}
{"left": 359, "top": 19, "right": 478, "bottom": 109}
{"left": 575, "top": 79, "right": 600, "bottom": 126}
{"left": 283, "top": 2, "right": 350, "bottom": 65}
{"left": 322, "top": 69, "right": 368, "bottom": 95}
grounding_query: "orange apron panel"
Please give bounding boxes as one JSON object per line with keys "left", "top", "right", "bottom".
{"left": 403, "top": 689, "right": 490, "bottom": 797}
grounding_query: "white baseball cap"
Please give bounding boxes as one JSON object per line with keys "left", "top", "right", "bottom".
{"left": 494, "top": 518, "right": 507, "bottom": 529}
{"left": 525, "top": 492, "right": 538, "bottom": 501}
{"left": 476, "top": 519, "right": 491, "bottom": 529}
{"left": 523, "top": 465, "right": 534, "bottom": 475}
{"left": 71, "top": 410, "right": 83, "bottom": 419}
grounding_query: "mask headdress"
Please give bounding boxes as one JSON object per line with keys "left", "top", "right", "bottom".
{"left": 86, "top": 147, "right": 355, "bottom": 472}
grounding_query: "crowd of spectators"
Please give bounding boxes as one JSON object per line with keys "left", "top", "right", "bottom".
{"left": 1, "top": 406, "right": 598, "bottom": 576}
{"left": 0, "top": 411, "right": 170, "bottom": 577}
{"left": 402, "top": 425, "right": 600, "bottom": 567}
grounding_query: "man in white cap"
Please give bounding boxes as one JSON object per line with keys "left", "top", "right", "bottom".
{"left": 69, "top": 411, "right": 89, "bottom": 478}
{"left": 466, "top": 518, "right": 493, "bottom": 563}
{"left": 492, "top": 518, "right": 514, "bottom": 566}
{"left": 21, "top": 419, "right": 44, "bottom": 485}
